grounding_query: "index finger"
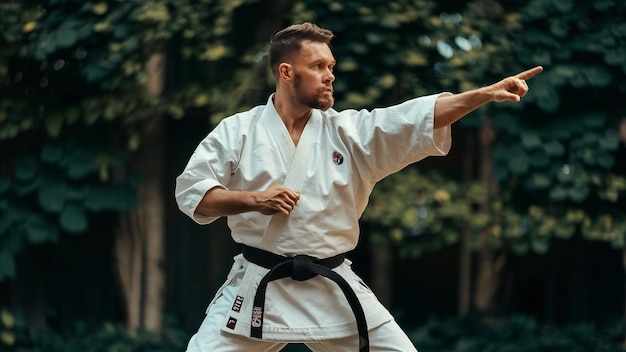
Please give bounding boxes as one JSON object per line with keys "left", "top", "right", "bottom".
{"left": 515, "top": 66, "right": 543, "bottom": 80}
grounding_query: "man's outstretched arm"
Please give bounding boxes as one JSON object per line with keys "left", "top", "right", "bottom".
{"left": 434, "top": 66, "right": 543, "bottom": 129}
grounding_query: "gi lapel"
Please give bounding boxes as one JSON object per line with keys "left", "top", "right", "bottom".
{"left": 258, "top": 108, "right": 321, "bottom": 251}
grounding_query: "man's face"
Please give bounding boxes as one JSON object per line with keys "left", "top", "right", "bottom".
{"left": 290, "top": 40, "right": 336, "bottom": 111}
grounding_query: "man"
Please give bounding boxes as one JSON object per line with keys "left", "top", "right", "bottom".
{"left": 175, "top": 22, "right": 542, "bottom": 352}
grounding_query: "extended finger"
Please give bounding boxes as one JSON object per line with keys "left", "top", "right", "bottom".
{"left": 515, "top": 66, "right": 543, "bottom": 80}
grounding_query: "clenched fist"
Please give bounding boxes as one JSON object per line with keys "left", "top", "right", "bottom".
{"left": 253, "top": 184, "right": 301, "bottom": 215}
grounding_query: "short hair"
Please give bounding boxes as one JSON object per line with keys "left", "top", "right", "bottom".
{"left": 268, "top": 22, "right": 334, "bottom": 78}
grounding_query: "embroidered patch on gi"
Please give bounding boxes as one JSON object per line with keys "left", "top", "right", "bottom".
{"left": 227, "top": 317, "right": 237, "bottom": 330}
{"left": 332, "top": 151, "right": 344, "bottom": 165}
{"left": 251, "top": 306, "right": 263, "bottom": 328}
{"left": 231, "top": 295, "right": 244, "bottom": 312}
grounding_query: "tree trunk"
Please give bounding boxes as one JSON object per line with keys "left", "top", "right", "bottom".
{"left": 114, "top": 212, "right": 144, "bottom": 332}
{"left": 114, "top": 50, "right": 167, "bottom": 335}
{"left": 458, "top": 132, "right": 474, "bottom": 317}
{"left": 139, "top": 52, "right": 167, "bottom": 335}
{"left": 473, "top": 117, "right": 500, "bottom": 313}
{"left": 371, "top": 239, "right": 393, "bottom": 308}
{"left": 623, "top": 244, "right": 626, "bottom": 349}
{"left": 618, "top": 116, "right": 626, "bottom": 349}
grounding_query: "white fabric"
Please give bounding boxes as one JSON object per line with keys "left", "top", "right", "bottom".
{"left": 175, "top": 93, "right": 451, "bottom": 342}
{"left": 187, "top": 270, "right": 417, "bottom": 351}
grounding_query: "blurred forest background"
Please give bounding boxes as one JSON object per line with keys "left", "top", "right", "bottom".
{"left": 1, "top": 0, "right": 625, "bottom": 351}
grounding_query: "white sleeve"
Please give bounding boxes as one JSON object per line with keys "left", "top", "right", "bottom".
{"left": 345, "top": 93, "right": 452, "bottom": 182}
{"left": 175, "top": 122, "right": 237, "bottom": 225}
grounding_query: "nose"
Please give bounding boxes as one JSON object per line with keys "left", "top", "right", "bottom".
{"left": 324, "top": 69, "right": 335, "bottom": 83}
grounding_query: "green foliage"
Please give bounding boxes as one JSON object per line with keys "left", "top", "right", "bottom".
{"left": 362, "top": 167, "right": 474, "bottom": 258}
{"left": 490, "top": 0, "right": 626, "bottom": 252}
{"left": 0, "top": 308, "right": 16, "bottom": 348}
{"left": 0, "top": 0, "right": 262, "bottom": 282}
{"left": 0, "top": 133, "right": 138, "bottom": 280}
{"left": 1, "top": 307, "right": 186, "bottom": 351}
{"left": 1, "top": 0, "right": 625, "bottom": 283}
{"left": 410, "top": 315, "right": 625, "bottom": 352}
{"left": 365, "top": 0, "right": 626, "bottom": 257}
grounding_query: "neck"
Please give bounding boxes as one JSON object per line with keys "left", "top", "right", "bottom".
{"left": 273, "top": 91, "right": 312, "bottom": 133}
{"left": 273, "top": 90, "right": 312, "bottom": 146}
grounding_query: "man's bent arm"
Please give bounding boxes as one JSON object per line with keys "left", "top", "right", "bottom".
{"left": 434, "top": 66, "right": 543, "bottom": 129}
{"left": 194, "top": 184, "right": 300, "bottom": 218}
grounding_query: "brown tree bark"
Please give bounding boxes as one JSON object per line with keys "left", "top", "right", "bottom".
{"left": 371, "top": 239, "right": 393, "bottom": 308}
{"left": 114, "top": 212, "right": 144, "bottom": 332}
{"left": 458, "top": 132, "right": 475, "bottom": 317}
{"left": 139, "top": 52, "right": 167, "bottom": 336}
{"left": 619, "top": 113, "right": 626, "bottom": 347}
{"left": 623, "top": 245, "right": 626, "bottom": 349}
{"left": 473, "top": 117, "right": 501, "bottom": 312}
{"left": 114, "top": 50, "right": 167, "bottom": 335}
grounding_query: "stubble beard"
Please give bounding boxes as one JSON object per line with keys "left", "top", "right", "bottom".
{"left": 294, "top": 74, "right": 334, "bottom": 111}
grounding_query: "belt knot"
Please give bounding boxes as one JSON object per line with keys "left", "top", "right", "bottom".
{"left": 291, "top": 255, "right": 317, "bottom": 281}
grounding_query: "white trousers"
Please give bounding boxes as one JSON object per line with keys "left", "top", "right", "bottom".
{"left": 186, "top": 287, "right": 418, "bottom": 352}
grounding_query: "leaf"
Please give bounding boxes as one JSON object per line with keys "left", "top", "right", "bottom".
{"left": 92, "top": 2, "right": 108, "bottom": 15}
{"left": 584, "top": 66, "right": 613, "bottom": 87}
{"left": 41, "top": 143, "right": 64, "bottom": 164}
{"left": 55, "top": 29, "right": 79, "bottom": 48}
{"left": 531, "top": 238, "right": 549, "bottom": 254}
{"left": 65, "top": 149, "right": 95, "bottom": 179}
{"left": 596, "top": 153, "right": 615, "bottom": 169}
{"left": 84, "top": 185, "right": 138, "bottom": 212}
{"left": 1, "top": 309, "right": 15, "bottom": 329}
{"left": 59, "top": 204, "right": 88, "bottom": 234}
{"left": 45, "top": 112, "right": 64, "bottom": 138}
{"left": 508, "top": 156, "right": 530, "bottom": 175}
{"left": 24, "top": 215, "right": 52, "bottom": 244}
{"left": 0, "top": 252, "right": 16, "bottom": 279}
{"left": 549, "top": 186, "right": 569, "bottom": 202}
{"left": 553, "top": 0, "right": 573, "bottom": 13}
{"left": 605, "top": 48, "right": 626, "bottom": 65}
{"left": 38, "top": 179, "right": 66, "bottom": 213}
{"left": 598, "top": 132, "right": 619, "bottom": 151}
{"left": 15, "top": 154, "right": 38, "bottom": 181}
{"left": 568, "top": 186, "right": 589, "bottom": 203}
{"left": 543, "top": 141, "right": 565, "bottom": 157}
{"left": 0, "top": 177, "right": 9, "bottom": 194}
{"left": 82, "top": 62, "right": 112, "bottom": 84}
{"left": 554, "top": 223, "right": 575, "bottom": 239}
{"left": 520, "top": 133, "right": 542, "bottom": 150}
{"left": 527, "top": 173, "right": 551, "bottom": 190}
{"left": 510, "top": 240, "right": 529, "bottom": 255}
{"left": 549, "top": 19, "right": 569, "bottom": 37}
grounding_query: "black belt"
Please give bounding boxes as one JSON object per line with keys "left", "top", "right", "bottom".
{"left": 241, "top": 245, "right": 369, "bottom": 352}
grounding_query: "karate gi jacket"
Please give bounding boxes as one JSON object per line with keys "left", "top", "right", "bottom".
{"left": 175, "top": 93, "right": 452, "bottom": 341}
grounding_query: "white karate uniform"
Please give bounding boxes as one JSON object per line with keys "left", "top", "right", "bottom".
{"left": 175, "top": 93, "right": 452, "bottom": 351}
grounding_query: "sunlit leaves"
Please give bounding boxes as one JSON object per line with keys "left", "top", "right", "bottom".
{"left": 482, "top": 0, "right": 626, "bottom": 258}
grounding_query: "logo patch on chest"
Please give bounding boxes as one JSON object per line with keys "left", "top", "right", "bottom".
{"left": 332, "top": 151, "right": 344, "bottom": 165}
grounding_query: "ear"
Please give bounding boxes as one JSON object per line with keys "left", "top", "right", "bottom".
{"left": 279, "top": 63, "right": 292, "bottom": 81}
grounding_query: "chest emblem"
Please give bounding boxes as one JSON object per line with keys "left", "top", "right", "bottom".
{"left": 332, "top": 151, "right": 344, "bottom": 165}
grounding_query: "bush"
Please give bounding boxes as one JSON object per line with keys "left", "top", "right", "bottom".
{"left": 1, "top": 308, "right": 186, "bottom": 352}
{"left": 410, "top": 314, "right": 625, "bottom": 352}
